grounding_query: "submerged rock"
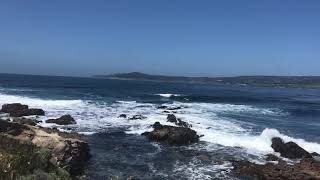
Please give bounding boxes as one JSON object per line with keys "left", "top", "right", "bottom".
{"left": 129, "top": 115, "right": 147, "bottom": 120}
{"left": 271, "top": 137, "right": 312, "bottom": 159}
{"left": 233, "top": 157, "right": 320, "bottom": 180}
{"left": 118, "top": 114, "right": 127, "bottom": 118}
{"left": 0, "top": 103, "right": 45, "bottom": 117}
{"left": 157, "top": 105, "right": 168, "bottom": 109}
{"left": 46, "top": 115, "right": 76, "bottom": 125}
{"left": 142, "top": 122, "right": 199, "bottom": 145}
{"left": 0, "top": 119, "right": 90, "bottom": 178}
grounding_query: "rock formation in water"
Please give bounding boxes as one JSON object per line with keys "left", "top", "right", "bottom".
{"left": 46, "top": 115, "right": 77, "bottom": 125}
{"left": 142, "top": 122, "right": 199, "bottom": 145}
{"left": 1, "top": 103, "right": 45, "bottom": 117}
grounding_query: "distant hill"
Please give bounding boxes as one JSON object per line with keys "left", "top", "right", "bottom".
{"left": 95, "top": 72, "right": 320, "bottom": 88}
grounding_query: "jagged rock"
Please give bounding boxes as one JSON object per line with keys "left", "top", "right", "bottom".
{"left": 0, "top": 103, "right": 45, "bottom": 117}
{"left": 142, "top": 122, "right": 199, "bottom": 145}
{"left": 46, "top": 115, "right": 76, "bottom": 125}
{"left": 0, "top": 119, "right": 90, "bottom": 178}
{"left": 167, "top": 114, "right": 177, "bottom": 123}
{"left": 118, "top": 114, "right": 127, "bottom": 118}
{"left": 233, "top": 157, "right": 320, "bottom": 180}
{"left": 176, "top": 118, "right": 192, "bottom": 128}
{"left": 265, "top": 154, "right": 280, "bottom": 161}
{"left": 11, "top": 117, "right": 40, "bottom": 126}
{"left": 157, "top": 105, "right": 168, "bottom": 109}
{"left": 129, "top": 115, "right": 147, "bottom": 120}
{"left": 311, "top": 152, "right": 320, "bottom": 157}
{"left": 271, "top": 137, "right": 312, "bottom": 159}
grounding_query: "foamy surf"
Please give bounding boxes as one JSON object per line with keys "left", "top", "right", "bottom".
{"left": 0, "top": 91, "right": 319, "bottom": 157}
{"left": 156, "top": 93, "right": 181, "bottom": 98}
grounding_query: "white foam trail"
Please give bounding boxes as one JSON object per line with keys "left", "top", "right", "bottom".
{"left": 156, "top": 94, "right": 181, "bottom": 98}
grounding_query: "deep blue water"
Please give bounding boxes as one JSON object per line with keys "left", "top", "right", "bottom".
{"left": 0, "top": 73, "right": 320, "bottom": 179}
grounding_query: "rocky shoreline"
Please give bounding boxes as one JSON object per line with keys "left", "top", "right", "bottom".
{"left": 1, "top": 103, "right": 320, "bottom": 179}
{"left": 0, "top": 103, "right": 90, "bottom": 179}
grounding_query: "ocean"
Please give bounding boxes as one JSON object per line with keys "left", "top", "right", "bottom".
{"left": 0, "top": 73, "right": 320, "bottom": 179}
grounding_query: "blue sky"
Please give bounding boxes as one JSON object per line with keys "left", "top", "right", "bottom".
{"left": 0, "top": 0, "right": 320, "bottom": 77}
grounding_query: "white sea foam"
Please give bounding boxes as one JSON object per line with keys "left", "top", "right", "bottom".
{"left": 156, "top": 93, "right": 181, "bottom": 98}
{"left": 1, "top": 92, "right": 320, "bottom": 156}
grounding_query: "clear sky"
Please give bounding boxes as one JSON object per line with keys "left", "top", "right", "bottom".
{"left": 0, "top": 0, "right": 320, "bottom": 77}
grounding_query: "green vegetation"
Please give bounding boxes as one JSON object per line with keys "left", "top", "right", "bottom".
{"left": 0, "top": 134, "right": 70, "bottom": 180}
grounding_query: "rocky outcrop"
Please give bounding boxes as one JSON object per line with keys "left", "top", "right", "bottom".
{"left": 233, "top": 157, "right": 320, "bottom": 180}
{"left": 118, "top": 114, "right": 127, "bottom": 118}
{"left": 166, "top": 114, "right": 192, "bottom": 128}
{"left": 167, "top": 114, "right": 177, "bottom": 123}
{"left": 271, "top": 137, "right": 312, "bottom": 159}
{"left": 11, "top": 117, "right": 40, "bottom": 126}
{"left": 0, "top": 103, "right": 45, "bottom": 117}
{"left": 129, "top": 115, "right": 147, "bottom": 120}
{"left": 46, "top": 115, "right": 76, "bottom": 125}
{"left": 142, "top": 122, "right": 199, "bottom": 145}
{"left": 0, "top": 119, "right": 90, "bottom": 179}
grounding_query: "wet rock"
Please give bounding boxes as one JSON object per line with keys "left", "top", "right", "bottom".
{"left": 163, "top": 110, "right": 170, "bottom": 113}
{"left": 233, "top": 157, "right": 320, "bottom": 180}
{"left": 118, "top": 114, "right": 127, "bottom": 118}
{"left": 271, "top": 137, "right": 312, "bottom": 159}
{"left": 129, "top": 115, "right": 147, "bottom": 120}
{"left": 265, "top": 154, "right": 280, "bottom": 161}
{"left": 0, "top": 119, "right": 25, "bottom": 136}
{"left": 157, "top": 105, "right": 168, "bottom": 109}
{"left": 46, "top": 115, "right": 76, "bottom": 125}
{"left": 0, "top": 103, "right": 45, "bottom": 117}
{"left": 311, "top": 152, "right": 320, "bottom": 157}
{"left": 11, "top": 117, "right": 40, "bottom": 126}
{"left": 176, "top": 118, "right": 192, "bottom": 128}
{"left": 167, "top": 114, "right": 177, "bottom": 123}
{"left": 142, "top": 122, "right": 199, "bottom": 145}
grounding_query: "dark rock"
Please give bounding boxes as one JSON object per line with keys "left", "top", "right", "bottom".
{"left": 265, "top": 154, "right": 280, "bottom": 161}
{"left": 46, "top": 115, "right": 76, "bottom": 125}
{"left": 0, "top": 119, "right": 26, "bottom": 136}
{"left": 233, "top": 157, "right": 320, "bottom": 180}
{"left": 11, "top": 117, "right": 40, "bottom": 126}
{"left": 129, "top": 115, "right": 147, "bottom": 120}
{"left": 118, "top": 114, "right": 127, "bottom": 118}
{"left": 157, "top": 105, "right": 168, "bottom": 109}
{"left": 152, "top": 122, "right": 163, "bottom": 129}
{"left": 176, "top": 118, "right": 192, "bottom": 128}
{"left": 57, "top": 139, "right": 91, "bottom": 175}
{"left": 167, "top": 114, "right": 177, "bottom": 123}
{"left": 163, "top": 110, "right": 170, "bottom": 113}
{"left": 142, "top": 122, "right": 199, "bottom": 145}
{"left": 311, "top": 152, "right": 320, "bottom": 156}
{"left": 0, "top": 103, "right": 45, "bottom": 117}
{"left": 271, "top": 137, "right": 312, "bottom": 159}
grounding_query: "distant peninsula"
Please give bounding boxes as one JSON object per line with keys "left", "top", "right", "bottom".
{"left": 95, "top": 72, "right": 320, "bottom": 88}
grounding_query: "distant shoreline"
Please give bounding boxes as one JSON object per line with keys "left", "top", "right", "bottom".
{"left": 95, "top": 72, "right": 320, "bottom": 89}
